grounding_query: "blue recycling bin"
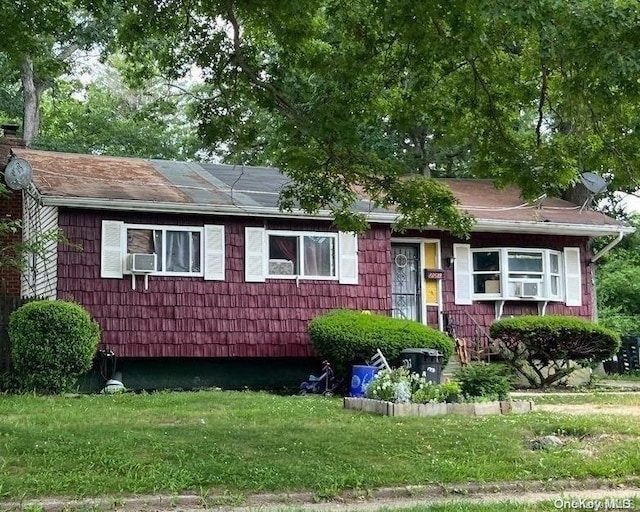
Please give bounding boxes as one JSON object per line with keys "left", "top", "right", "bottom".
{"left": 350, "top": 365, "right": 378, "bottom": 397}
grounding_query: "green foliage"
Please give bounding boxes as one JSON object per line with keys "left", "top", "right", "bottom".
{"left": 490, "top": 315, "right": 620, "bottom": 388}
{"left": 108, "top": 0, "right": 640, "bottom": 233}
{"left": 9, "top": 300, "right": 101, "bottom": 394}
{"left": 33, "top": 64, "right": 202, "bottom": 160}
{"left": 412, "top": 380, "right": 462, "bottom": 404}
{"left": 596, "top": 218, "right": 640, "bottom": 335}
{"left": 454, "top": 363, "right": 512, "bottom": 401}
{"left": 365, "top": 367, "right": 412, "bottom": 403}
{"left": 308, "top": 310, "right": 454, "bottom": 375}
{"left": 364, "top": 367, "right": 461, "bottom": 403}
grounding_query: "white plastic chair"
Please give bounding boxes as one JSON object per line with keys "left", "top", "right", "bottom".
{"left": 368, "top": 348, "right": 391, "bottom": 371}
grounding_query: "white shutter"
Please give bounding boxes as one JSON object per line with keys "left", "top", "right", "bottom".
{"left": 204, "top": 225, "right": 225, "bottom": 281}
{"left": 101, "top": 220, "right": 124, "bottom": 278}
{"left": 453, "top": 243, "right": 473, "bottom": 305}
{"left": 564, "top": 247, "right": 582, "bottom": 306}
{"left": 245, "top": 227, "right": 266, "bottom": 282}
{"left": 338, "top": 231, "right": 358, "bottom": 284}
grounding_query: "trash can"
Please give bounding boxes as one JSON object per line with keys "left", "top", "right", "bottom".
{"left": 617, "top": 335, "right": 640, "bottom": 373}
{"left": 350, "top": 365, "right": 378, "bottom": 397}
{"left": 399, "top": 348, "right": 443, "bottom": 384}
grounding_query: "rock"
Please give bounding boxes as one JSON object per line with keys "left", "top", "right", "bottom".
{"left": 530, "top": 435, "right": 564, "bottom": 450}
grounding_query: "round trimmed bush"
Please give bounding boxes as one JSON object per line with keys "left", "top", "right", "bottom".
{"left": 308, "top": 309, "right": 454, "bottom": 375}
{"left": 9, "top": 300, "right": 101, "bottom": 394}
{"left": 489, "top": 315, "right": 620, "bottom": 388}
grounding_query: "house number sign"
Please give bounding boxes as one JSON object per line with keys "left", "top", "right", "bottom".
{"left": 424, "top": 269, "right": 444, "bottom": 280}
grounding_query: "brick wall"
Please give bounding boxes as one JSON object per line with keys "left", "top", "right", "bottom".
{"left": 0, "top": 125, "right": 25, "bottom": 297}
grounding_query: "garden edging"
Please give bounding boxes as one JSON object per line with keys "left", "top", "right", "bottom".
{"left": 344, "top": 397, "right": 535, "bottom": 416}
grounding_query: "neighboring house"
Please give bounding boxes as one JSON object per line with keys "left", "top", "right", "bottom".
{"left": 0, "top": 129, "right": 633, "bottom": 389}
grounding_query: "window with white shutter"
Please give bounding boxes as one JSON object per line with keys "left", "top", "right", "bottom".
{"left": 453, "top": 245, "right": 582, "bottom": 305}
{"left": 245, "top": 228, "right": 356, "bottom": 283}
{"left": 100, "top": 221, "right": 225, "bottom": 279}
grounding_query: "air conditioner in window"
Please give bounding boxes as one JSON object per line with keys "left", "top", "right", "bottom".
{"left": 127, "top": 253, "right": 156, "bottom": 273}
{"left": 269, "top": 259, "right": 294, "bottom": 275}
{"left": 510, "top": 280, "right": 541, "bottom": 298}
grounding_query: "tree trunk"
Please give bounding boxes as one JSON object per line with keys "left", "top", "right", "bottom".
{"left": 562, "top": 183, "right": 592, "bottom": 209}
{"left": 21, "top": 56, "right": 43, "bottom": 146}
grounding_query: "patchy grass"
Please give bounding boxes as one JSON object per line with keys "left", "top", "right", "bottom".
{"left": 596, "top": 371, "right": 640, "bottom": 381}
{"left": 516, "top": 391, "right": 640, "bottom": 405}
{"left": 1, "top": 390, "right": 640, "bottom": 500}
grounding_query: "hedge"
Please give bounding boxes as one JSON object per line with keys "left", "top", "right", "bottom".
{"left": 308, "top": 309, "right": 454, "bottom": 375}
{"left": 489, "top": 315, "right": 620, "bottom": 388}
{"left": 9, "top": 300, "right": 101, "bottom": 394}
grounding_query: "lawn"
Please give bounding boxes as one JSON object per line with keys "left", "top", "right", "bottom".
{"left": 1, "top": 390, "right": 640, "bottom": 500}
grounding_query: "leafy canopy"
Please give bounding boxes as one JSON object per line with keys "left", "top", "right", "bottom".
{"left": 103, "top": 0, "right": 640, "bottom": 232}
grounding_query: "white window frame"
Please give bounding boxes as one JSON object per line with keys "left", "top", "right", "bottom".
{"left": 125, "top": 223, "right": 205, "bottom": 277}
{"left": 471, "top": 247, "right": 563, "bottom": 301}
{"left": 266, "top": 230, "right": 339, "bottom": 281}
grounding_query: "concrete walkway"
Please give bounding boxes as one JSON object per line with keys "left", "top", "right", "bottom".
{"left": 5, "top": 478, "right": 640, "bottom": 511}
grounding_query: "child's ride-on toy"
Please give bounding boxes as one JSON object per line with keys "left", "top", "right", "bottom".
{"left": 299, "top": 360, "right": 338, "bottom": 396}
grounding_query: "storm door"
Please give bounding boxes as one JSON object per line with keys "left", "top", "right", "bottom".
{"left": 391, "top": 244, "right": 421, "bottom": 322}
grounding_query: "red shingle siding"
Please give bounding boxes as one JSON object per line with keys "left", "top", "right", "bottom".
{"left": 0, "top": 190, "right": 22, "bottom": 296}
{"left": 434, "top": 231, "right": 594, "bottom": 346}
{"left": 57, "top": 210, "right": 392, "bottom": 358}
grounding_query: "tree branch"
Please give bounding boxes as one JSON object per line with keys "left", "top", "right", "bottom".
{"left": 536, "top": 64, "right": 548, "bottom": 147}
{"left": 224, "top": 0, "right": 302, "bottom": 125}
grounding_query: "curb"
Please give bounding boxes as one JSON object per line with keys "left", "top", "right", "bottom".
{"left": 3, "top": 477, "right": 640, "bottom": 511}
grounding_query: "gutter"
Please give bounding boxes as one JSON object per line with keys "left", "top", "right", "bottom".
{"left": 39, "top": 195, "right": 400, "bottom": 224}
{"left": 591, "top": 230, "right": 626, "bottom": 263}
{"left": 39, "top": 195, "right": 634, "bottom": 238}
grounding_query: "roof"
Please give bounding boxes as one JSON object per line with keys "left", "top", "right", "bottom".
{"left": 11, "top": 148, "right": 632, "bottom": 237}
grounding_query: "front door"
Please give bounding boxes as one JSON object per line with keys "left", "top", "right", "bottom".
{"left": 391, "top": 244, "right": 421, "bottom": 322}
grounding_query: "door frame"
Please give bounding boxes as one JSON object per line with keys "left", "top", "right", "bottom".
{"left": 391, "top": 237, "right": 443, "bottom": 331}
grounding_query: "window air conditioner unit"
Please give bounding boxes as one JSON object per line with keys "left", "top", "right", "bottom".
{"left": 127, "top": 253, "right": 156, "bottom": 273}
{"left": 510, "top": 280, "right": 540, "bottom": 298}
{"left": 269, "top": 259, "right": 294, "bottom": 275}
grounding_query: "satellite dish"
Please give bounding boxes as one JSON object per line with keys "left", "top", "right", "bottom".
{"left": 4, "top": 158, "right": 33, "bottom": 190}
{"left": 580, "top": 172, "right": 608, "bottom": 195}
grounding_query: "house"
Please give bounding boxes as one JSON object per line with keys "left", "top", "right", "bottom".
{"left": 0, "top": 127, "right": 632, "bottom": 389}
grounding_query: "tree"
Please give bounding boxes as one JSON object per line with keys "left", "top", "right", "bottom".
{"left": 0, "top": 1, "right": 121, "bottom": 144}
{"left": 106, "top": 0, "right": 640, "bottom": 233}
{"left": 596, "top": 215, "right": 640, "bottom": 334}
{"left": 33, "top": 60, "right": 201, "bottom": 160}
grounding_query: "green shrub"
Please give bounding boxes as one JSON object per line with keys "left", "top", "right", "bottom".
{"left": 9, "top": 300, "right": 101, "bottom": 394}
{"left": 489, "top": 315, "right": 620, "bottom": 388}
{"left": 412, "top": 380, "right": 461, "bottom": 404}
{"left": 364, "top": 367, "right": 462, "bottom": 403}
{"left": 308, "top": 309, "right": 454, "bottom": 375}
{"left": 454, "top": 363, "right": 512, "bottom": 401}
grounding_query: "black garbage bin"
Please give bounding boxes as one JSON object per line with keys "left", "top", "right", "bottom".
{"left": 617, "top": 335, "right": 640, "bottom": 373}
{"left": 399, "top": 348, "right": 443, "bottom": 384}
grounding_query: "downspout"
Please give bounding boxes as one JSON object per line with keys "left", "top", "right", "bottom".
{"left": 591, "top": 231, "right": 625, "bottom": 263}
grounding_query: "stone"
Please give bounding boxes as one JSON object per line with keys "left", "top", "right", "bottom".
{"left": 530, "top": 435, "right": 564, "bottom": 450}
{"left": 473, "top": 402, "right": 501, "bottom": 416}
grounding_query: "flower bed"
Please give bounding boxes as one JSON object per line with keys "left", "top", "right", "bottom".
{"left": 344, "top": 397, "right": 534, "bottom": 417}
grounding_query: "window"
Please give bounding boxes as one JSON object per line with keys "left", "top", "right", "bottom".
{"left": 267, "top": 232, "right": 337, "bottom": 278}
{"left": 472, "top": 251, "right": 500, "bottom": 294}
{"left": 127, "top": 226, "right": 203, "bottom": 275}
{"left": 101, "top": 220, "right": 225, "bottom": 281}
{"left": 470, "top": 248, "right": 565, "bottom": 300}
{"left": 244, "top": 227, "right": 358, "bottom": 284}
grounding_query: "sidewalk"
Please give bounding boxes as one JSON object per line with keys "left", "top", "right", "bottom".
{"left": 5, "top": 478, "right": 640, "bottom": 512}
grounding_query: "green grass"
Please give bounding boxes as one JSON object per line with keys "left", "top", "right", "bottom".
{"left": 374, "top": 503, "right": 634, "bottom": 512}
{"left": 597, "top": 371, "right": 640, "bottom": 381}
{"left": 1, "top": 390, "right": 640, "bottom": 500}
{"left": 517, "top": 391, "right": 640, "bottom": 405}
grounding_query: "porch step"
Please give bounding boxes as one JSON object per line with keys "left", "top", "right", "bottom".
{"left": 442, "top": 354, "right": 462, "bottom": 380}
